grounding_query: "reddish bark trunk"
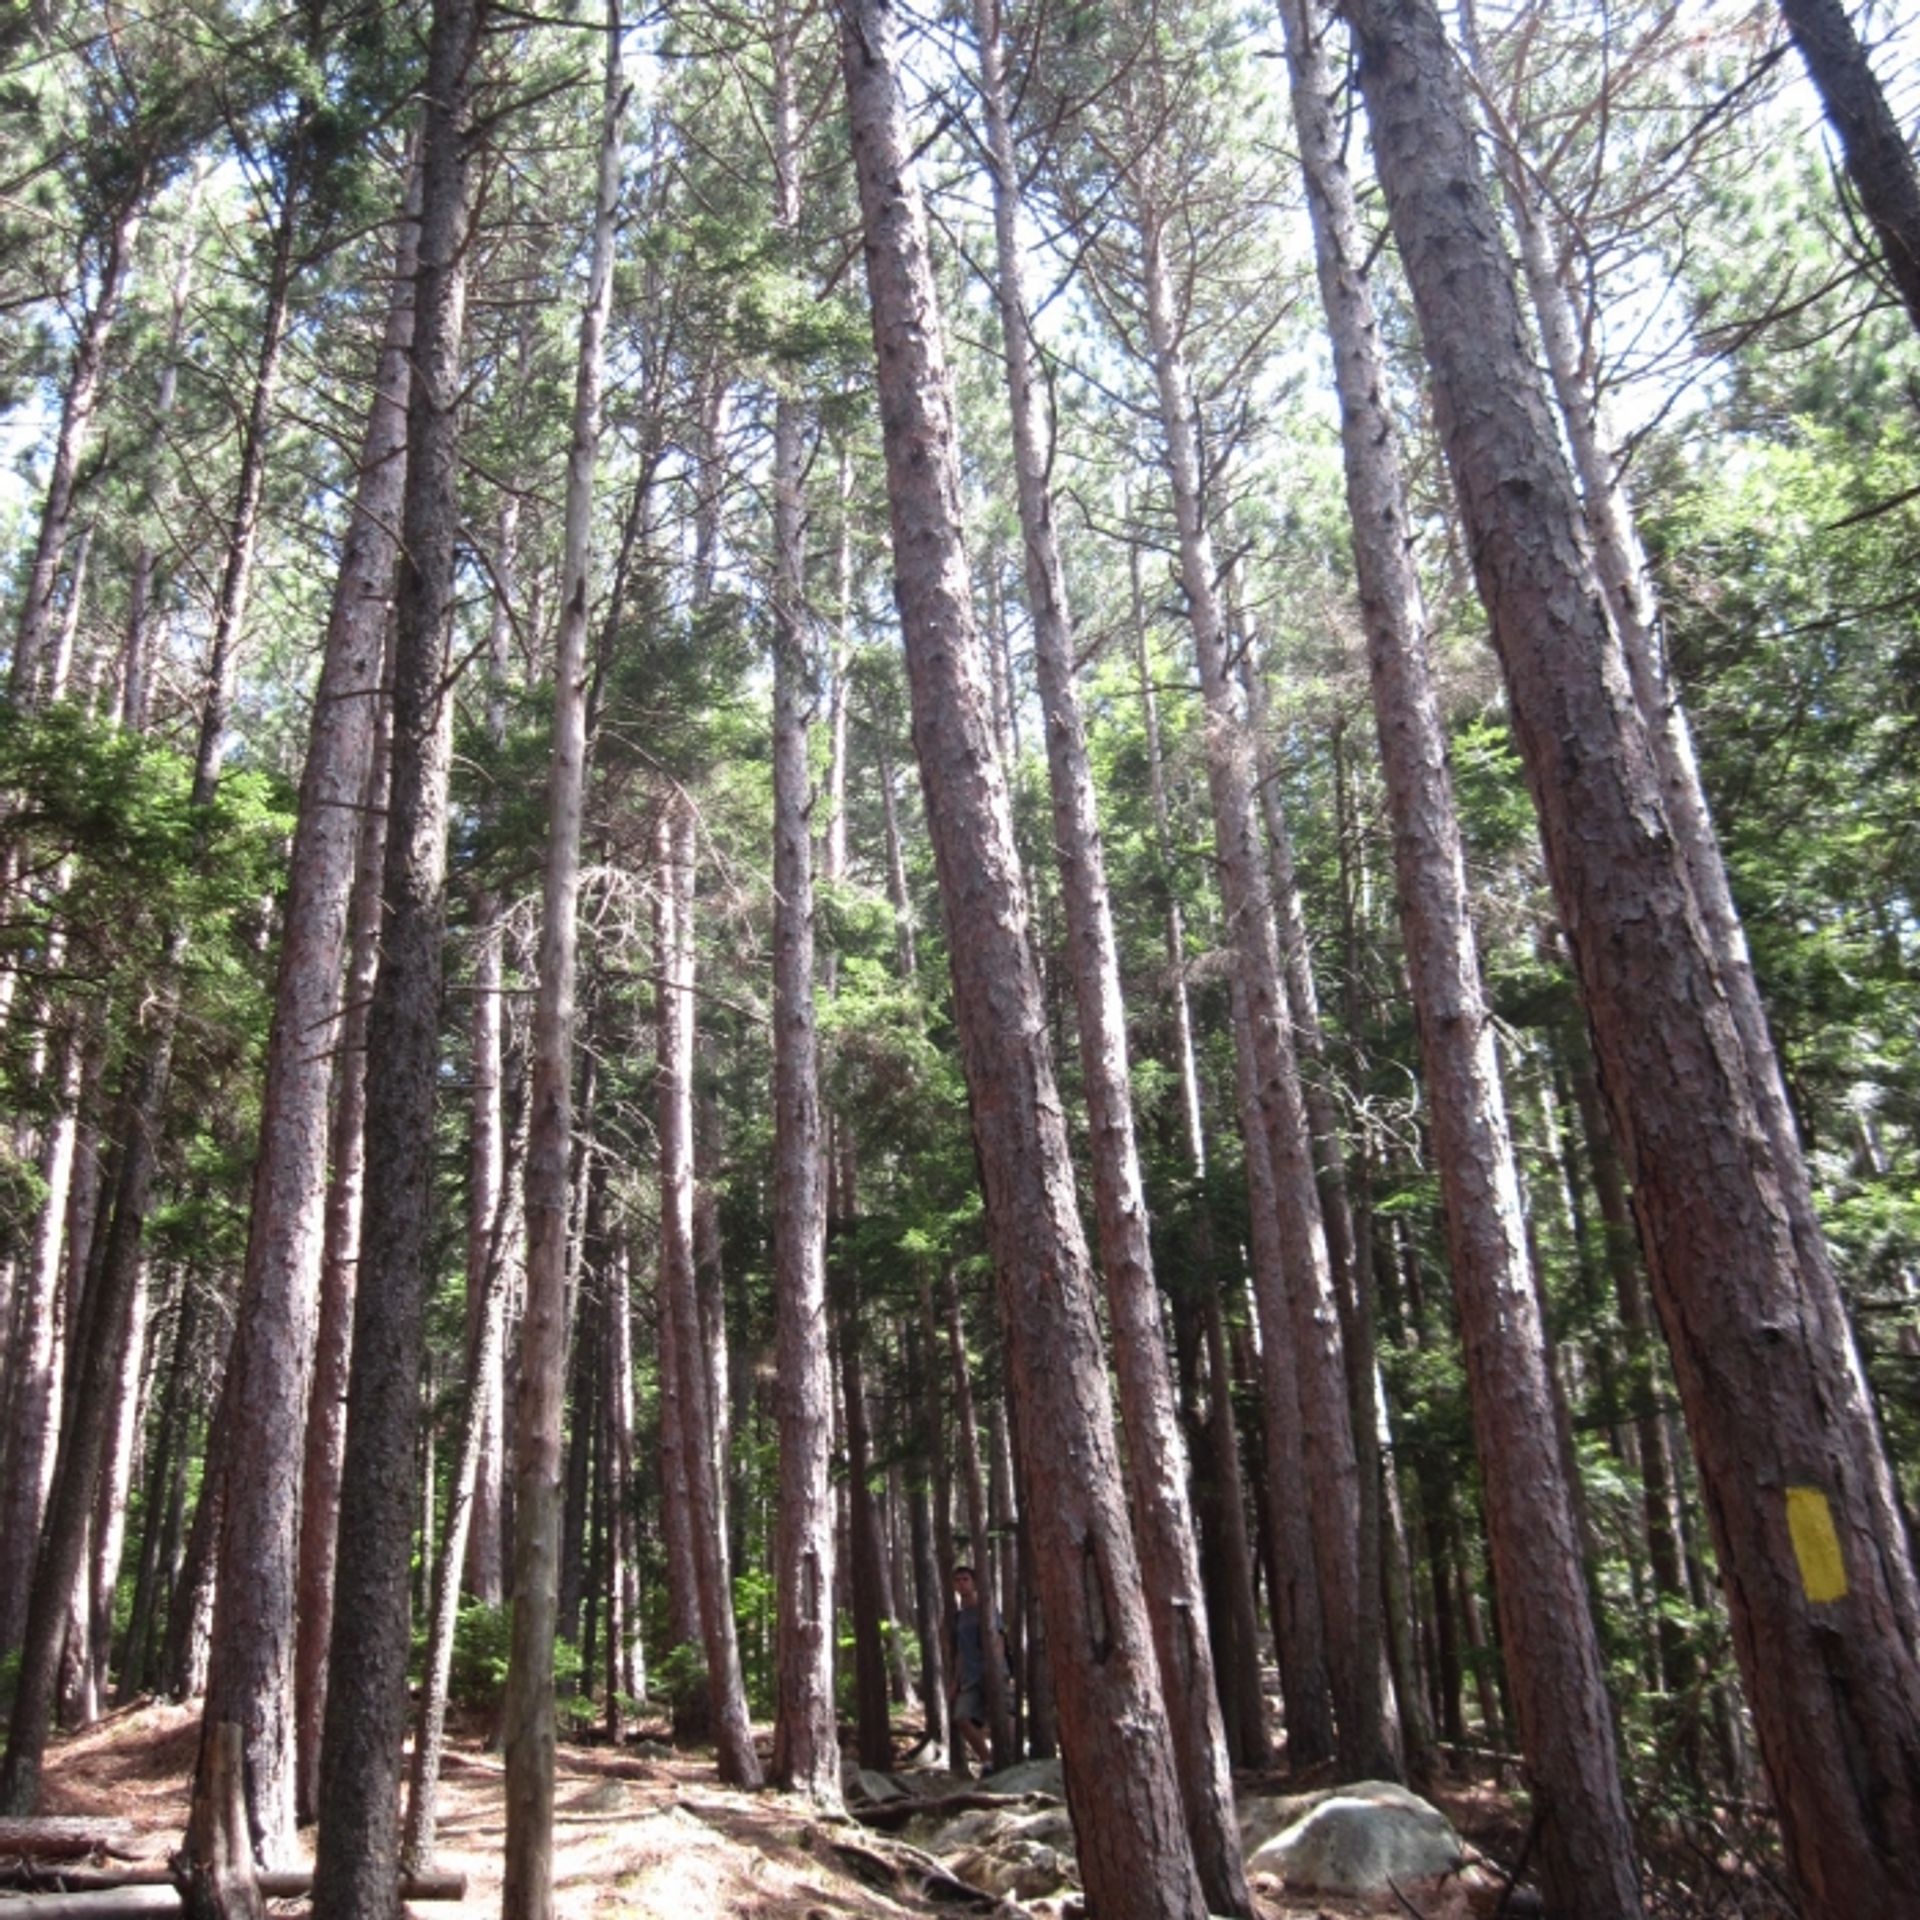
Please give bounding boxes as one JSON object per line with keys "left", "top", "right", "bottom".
{"left": 839, "top": 9, "right": 1206, "bottom": 1906}
{"left": 1342, "top": 2, "right": 1920, "bottom": 1907}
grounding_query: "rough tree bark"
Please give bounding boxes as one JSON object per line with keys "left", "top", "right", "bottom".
{"left": 1340, "top": 3, "right": 1920, "bottom": 1910}
{"left": 765, "top": 0, "right": 838, "bottom": 1808}
{"left": 839, "top": 5, "right": 1207, "bottom": 1909}
{"left": 969, "top": 0, "right": 1245, "bottom": 1899}
{"left": 1778, "top": 0, "right": 1920, "bottom": 333}
{"left": 190, "top": 143, "right": 416, "bottom": 1870}
{"left": 1280, "top": 3, "right": 1641, "bottom": 1907}
{"left": 310, "top": 1, "right": 482, "bottom": 1912}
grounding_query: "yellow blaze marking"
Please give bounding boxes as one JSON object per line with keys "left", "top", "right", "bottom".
{"left": 1786, "top": 1486, "right": 1848, "bottom": 1604}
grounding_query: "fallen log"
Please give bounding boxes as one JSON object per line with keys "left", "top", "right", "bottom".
{"left": 0, "top": 1871, "right": 465, "bottom": 1917}
{"left": 0, "top": 1822, "right": 140, "bottom": 1864}
{"left": 0, "top": 1870, "right": 464, "bottom": 1901}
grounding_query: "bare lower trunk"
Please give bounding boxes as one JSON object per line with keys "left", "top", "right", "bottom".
{"left": 1281, "top": 8, "right": 1637, "bottom": 1904}
{"left": 765, "top": 6, "right": 837, "bottom": 1803}
{"left": 193, "top": 149, "right": 416, "bottom": 1870}
{"left": 1137, "top": 203, "right": 1387, "bottom": 1779}
{"left": 1342, "top": 3, "right": 1920, "bottom": 1908}
{"left": 405, "top": 1108, "right": 521, "bottom": 1871}
{"left": 970, "top": 0, "right": 1243, "bottom": 1896}
{"left": 502, "top": 24, "right": 622, "bottom": 1906}
{"left": 294, "top": 655, "right": 393, "bottom": 1824}
{"left": 840, "top": 10, "right": 1206, "bottom": 1906}
{"left": 311, "top": 5, "right": 481, "bottom": 1913}
{"left": 655, "top": 800, "right": 760, "bottom": 1787}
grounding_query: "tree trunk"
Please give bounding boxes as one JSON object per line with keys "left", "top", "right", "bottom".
{"left": 192, "top": 144, "right": 415, "bottom": 1872}
{"left": 1281, "top": 4, "right": 1639, "bottom": 1903}
{"left": 501, "top": 22, "right": 622, "bottom": 1905}
{"left": 1228, "top": 980, "right": 1336, "bottom": 1767}
{"left": 969, "top": 0, "right": 1245, "bottom": 1897}
{"left": 765, "top": 0, "right": 837, "bottom": 1807}
{"left": 839, "top": 12, "right": 1207, "bottom": 1902}
{"left": 294, "top": 641, "right": 394, "bottom": 1825}
{"left": 1777, "top": 0, "right": 1920, "bottom": 334}
{"left": 841, "top": 1300, "right": 893, "bottom": 1772}
{"left": 1137, "top": 198, "right": 1390, "bottom": 1781}
{"left": 405, "top": 1100, "right": 522, "bottom": 1873}
{"left": 655, "top": 798, "right": 761, "bottom": 1787}
{"left": 310, "top": 4, "right": 482, "bottom": 1913}
{"left": 1341, "top": 3, "right": 1920, "bottom": 1907}
{"left": 945, "top": 1282, "right": 1012, "bottom": 1771}
{"left": 10, "top": 185, "right": 144, "bottom": 705}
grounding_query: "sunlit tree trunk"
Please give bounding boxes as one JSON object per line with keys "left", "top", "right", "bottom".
{"left": 1281, "top": 3, "right": 1641, "bottom": 1901}
{"left": 10, "top": 184, "right": 144, "bottom": 704}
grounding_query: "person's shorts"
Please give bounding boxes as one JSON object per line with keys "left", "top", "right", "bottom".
{"left": 952, "top": 1684, "right": 986, "bottom": 1727}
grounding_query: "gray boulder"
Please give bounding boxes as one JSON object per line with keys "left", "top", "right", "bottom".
{"left": 982, "top": 1756, "right": 1065, "bottom": 1798}
{"left": 1246, "top": 1780, "right": 1462, "bottom": 1896}
{"left": 843, "top": 1766, "right": 909, "bottom": 1806}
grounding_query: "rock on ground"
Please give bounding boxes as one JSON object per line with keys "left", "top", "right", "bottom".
{"left": 1245, "top": 1779, "right": 1463, "bottom": 1897}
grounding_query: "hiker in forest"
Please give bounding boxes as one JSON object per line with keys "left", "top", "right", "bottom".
{"left": 946, "top": 1563, "right": 1006, "bottom": 1777}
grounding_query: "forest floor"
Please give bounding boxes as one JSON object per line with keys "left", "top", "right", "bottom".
{"left": 29, "top": 1699, "right": 1550, "bottom": 1920}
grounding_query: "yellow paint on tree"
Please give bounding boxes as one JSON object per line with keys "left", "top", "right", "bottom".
{"left": 1786, "top": 1485, "right": 1848, "bottom": 1603}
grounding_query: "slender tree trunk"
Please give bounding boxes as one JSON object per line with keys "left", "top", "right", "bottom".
{"left": 121, "top": 176, "right": 204, "bottom": 734}
{"left": 842, "top": 29, "right": 1210, "bottom": 1898}
{"left": 405, "top": 1101, "right": 522, "bottom": 1871}
{"left": 1137, "top": 203, "right": 1389, "bottom": 1781}
{"left": 311, "top": 3, "right": 482, "bottom": 1912}
{"left": 970, "top": 0, "right": 1244, "bottom": 1893}
{"left": 0, "top": 1020, "right": 84, "bottom": 1658}
{"left": 841, "top": 1300, "right": 893, "bottom": 1772}
{"left": 294, "top": 646, "right": 394, "bottom": 1825}
{"left": 603, "top": 1244, "right": 638, "bottom": 1727}
{"left": 655, "top": 799, "right": 761, "bottom": 1787}
{"left": 1341, "top": 3, "right": 1920, "bottom": 1907}
{"left": 11, "top": 185, "right": 144, "bottom": 705}
{"left": 945, "top": 1282, "right": 1012, "bottom": 1770}
{"left": 501, "top": 22, "right": 622, "bottom": 1906}
{"left": 764, "top": 0, "right": 838, "bottom": 1808}
{"left": 1228, "top": 980, "right": 1336, "bottom": 1766}
{"left": 1777, "top": 0, "right": 1920, "bottom": 334}
{"left": 191, "top": 151, "right": 416, "bottom": 1871}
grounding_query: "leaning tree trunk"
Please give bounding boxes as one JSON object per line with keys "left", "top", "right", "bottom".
{"left": 1280, "top": 3, "right": 1641, "bottom": 1908}
{"left": 501, "top": 17, "right": 622, "bottom": 1909}
{"left": 655, "top": 798, "right": 762, "bottom": 1788}
{"left": 971, "top": 0, "right": 1245, "bottom": 1899}
{"left": 191, "top": 143, "right": 414, "bottom": 1872}
{"left": 1340, "top": 2, "right": 1920, "bottom": 1910}
{"left": 310, "top": 2, "right": 482, "bottom": 1914}
{"left": 1777, "top": 0, "right": 1920, "bottom": 334}
{"left": 764, "top": 0, "right": 838, "bottom": 1809}
{"left": 839, "top": 6, "right": 1207, "bottom": 1910}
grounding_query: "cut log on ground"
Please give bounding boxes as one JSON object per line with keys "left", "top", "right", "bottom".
{"left": 0, "top": 1823, "right": 139, "bottom": 1863}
